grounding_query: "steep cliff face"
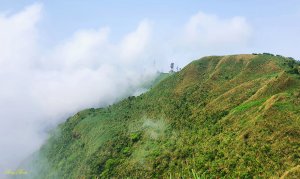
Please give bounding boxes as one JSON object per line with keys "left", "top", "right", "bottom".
{"left": 28, "top": 54, "right": 300, "bottom": 178}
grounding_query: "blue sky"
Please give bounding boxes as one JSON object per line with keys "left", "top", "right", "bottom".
{"left": 1, "top": 0, "right": 300, "bottom": 61}
{"left": 1, "top": 1, "right": 300, "bottom": 174}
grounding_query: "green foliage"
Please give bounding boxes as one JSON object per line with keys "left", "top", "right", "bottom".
{"left": 28, "top": 54, "right": 300, "bottom": 178}
{"left": 233, "top": 98, "right": 266, "bottom": 112}
{"left": 130, "top": 132, "right": 141, "bottom": 142}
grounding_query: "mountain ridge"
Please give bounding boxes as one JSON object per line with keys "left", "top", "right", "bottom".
{"left": 26, "top": 54, "right": 300, "bottom": 178}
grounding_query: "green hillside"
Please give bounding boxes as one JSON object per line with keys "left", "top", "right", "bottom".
{"left": 27, "top": 54, "right": 300, "bottom": 178}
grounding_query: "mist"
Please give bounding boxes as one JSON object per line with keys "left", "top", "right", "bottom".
{"left": 0, "top": 3, "right": 253, "bottom": 177}
{"left": 0, "top": 3, "right": 157, "bottom": 176}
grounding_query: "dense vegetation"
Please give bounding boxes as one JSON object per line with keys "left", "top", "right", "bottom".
{"left": 26, "top": 54, "right": 300, "bottom": 178}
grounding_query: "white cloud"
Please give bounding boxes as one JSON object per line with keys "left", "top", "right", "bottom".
{"left": 0, "top": 4, "right": 155, "bottom": 176}
{"left": 120, "top": 20, "right": 152, "bottom": 63}
{"left": 148, "top": 11, "right": 253, "bottom": 71}
{"left": 48, "top": 27, "right": 111, "bottom": 70}
{"left": 0, "top": 3, "right": 42, "bottom": 70}
{"left": 184, "top": 11, "right": 252, "bottom": 47}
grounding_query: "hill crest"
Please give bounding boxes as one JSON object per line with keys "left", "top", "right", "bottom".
{"left": 27, "top": 54, "right": 300, "bottom": 178}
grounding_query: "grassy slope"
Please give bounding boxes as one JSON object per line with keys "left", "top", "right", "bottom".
{"left": 32, "top": 54, "right": 300, "bottom": 178}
